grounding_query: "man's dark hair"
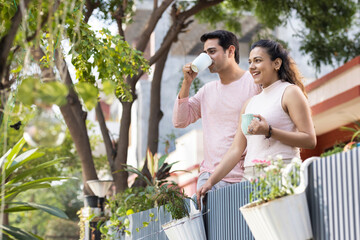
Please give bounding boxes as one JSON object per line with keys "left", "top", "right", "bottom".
{"left": 200, "top": 30, "right": 240, "bottom": 64}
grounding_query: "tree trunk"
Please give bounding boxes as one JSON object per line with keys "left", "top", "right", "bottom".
{"left": 147, "top": 46, "right": 170, "bottom": 154}
{"left": 55, "top": 51, "right": 98, "bottom": 195}
{"left": 95, "top": 103, "right": 116, "bottom": 171}
{"left": 30, "top": 48, "right": 99, "bottom": 195}
{"left": 60, "top": 100, "right": 98, "bottom": 195}
{"left": 112, "top": 101, "right": 133, "bottom": 193}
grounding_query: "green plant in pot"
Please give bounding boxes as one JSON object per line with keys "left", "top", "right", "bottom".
{"left": 322, "top": 121, "right": 360, "bottom": 157}
{"left": 0, "top": 137, "right": 69, "bottom": 240}
{"left": 341, "top": 121, "right": 360, "bottom": 151}
{"left": 239, "top": 156, "right": 315, "bottom": 240}
{"left": 99, "top": 149, "right": 190, "bottom": 239}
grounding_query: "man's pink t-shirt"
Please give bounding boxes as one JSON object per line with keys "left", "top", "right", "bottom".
{"left": 172, "top": 71, "right": 260, "bottom": 182}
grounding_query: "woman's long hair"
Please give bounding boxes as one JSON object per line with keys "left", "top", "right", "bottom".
{"left": 250, "top": 40, "right": 307, "bottom": 98}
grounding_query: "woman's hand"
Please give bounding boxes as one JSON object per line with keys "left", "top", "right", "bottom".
{"left": 247, "top": 114, "right": 270, "bottom": 136}
{"left": 196, "top": 181, "right": 212, "bottom": 210}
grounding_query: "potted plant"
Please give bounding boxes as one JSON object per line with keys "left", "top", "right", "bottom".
{"left": 99, "top": 149, "right": 191, "bottom": 239}
{"left": 321, "top": 122, "right": 360, "bottom": 157}
{"left": 0, "top": 137, "right": 69, "bottom": 239}
{"left": 239, "top": 156, "right": 314, "bottom": 240}
{"left": 161, "top": 195, "right": 206, "bottom": 240}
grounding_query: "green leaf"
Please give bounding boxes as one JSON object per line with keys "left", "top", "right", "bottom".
{"left": 10, "top": 65, "right": 22, "bottom": 74}
{"left": 124, "top": 218, "right": 130, "bottom": 228}
{"left": 122, "top": 165, "right": 153, "bottom": 186}
{"left": 102, "top": 80, "right": 116, "bottom": 96}
{"left": 1, "top": 225, "right": 42, "bottom": 240}
{"left": 5, "top": 137, "right": 26, "bottom": 169}
{"left": 158, "top": 154, "right": 168, "bottom": 169}
{"left": 126, "top": 209, "right": 134, "bottom": 215}
{"left": 5, "top": 149, "right": 41, "bottom": 176}
{"left": 4, "top": 183, "right": 51, "bottom": 202}
{"left": 340, "top": 126, "right": 357, "bottom": 132}
{"left": 38, "top": 81, "right": 69, "bottom": 106}
{"left": 9, "top": 202, "right": 68, "bottom": 219}
{"left": 0, "top": 149, "right": 11, "bottom": 169}
{"left": 6, "top": 158, "right": 66, "bottom": 184}
{"left": 4, "top": 206, "right": 37, "bottom": 213}
{"left": 74, "top": 82, "right": 99, "bottom": 110}
{"left": 142, "top": 221, "right": 149, "bottom": 227}
{"left": 17, "top": 77, "right": 39, "bottom": 106}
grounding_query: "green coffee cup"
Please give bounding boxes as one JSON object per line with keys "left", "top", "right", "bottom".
{"left": 242, "top": 113, "right": 257, "bottom": 135}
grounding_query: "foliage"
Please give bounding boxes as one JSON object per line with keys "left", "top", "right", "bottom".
{"left": 321, "top": 121, "right": 360, "bottom": 157}
{"left": 100, "top": 187, "right": 157, "bottom": 238}
{"left": 10, "top": 177, "right": 83, "bottom": 237}
{"left": 320, "top": 143, "right": 345, "bottom": 157}
{"left": 341, "top": 121, "right": 360, "bottom": 143}
{"left": 17, "top": 77, "right": 69, "bottom": 107}
{"left": 44, "top": 218, "right": 79, "bottom": 239}
{"left": 249, "top": 156, "right": 302, "bottom": 205}
{"left": 195, "top": 0, "right": 253, "bottom": 34}
{"left": 0, "top": 104, "right": 107, "bottom": 178}
{"left": 196, "top": 0, "right": 359, "bottom": 71}
{"left": 66, "top": 20, "right": 150, "bottom": 106}
{"left": 10, "top": 1, "right": 150, "bottom": 110}
{"left": 0, "top": 138, "right": 69, "bottom": 240}
{"left": 100, "top": 150, "right": 190, "bottom": 238}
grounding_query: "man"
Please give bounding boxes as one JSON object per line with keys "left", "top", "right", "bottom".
{"left": 172, "top": 30, "right": 260, "bottom": 190}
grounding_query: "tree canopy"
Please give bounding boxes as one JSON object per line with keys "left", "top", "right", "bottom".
{"left": 197, "top": 0, "right": 359, "bottom": 70}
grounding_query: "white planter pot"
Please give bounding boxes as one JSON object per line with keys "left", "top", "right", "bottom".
{"left": 162, "top": 212, "right": 206, "bottom": 240}
{"left": 240, "top": 186, "right": 313, "bottom": 240}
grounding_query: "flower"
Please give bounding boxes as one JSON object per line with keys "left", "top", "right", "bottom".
{"left": 252, "top": 159, "right": 271, "bottom": 165}
{"left": 249, "top": 156, "right": 301, "bottom": 204}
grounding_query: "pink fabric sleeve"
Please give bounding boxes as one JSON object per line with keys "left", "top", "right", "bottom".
{"left": 172, "top": 88, "right": 203, "bottom": 128}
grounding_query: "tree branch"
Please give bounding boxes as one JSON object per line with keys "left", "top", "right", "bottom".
{"left": 84, "top": 0, "right": 100, "bottom": 23}
{"left": 95, "top": 102, "right": 116, "bottom": 170}
{"left": 0, "top": 0, "right": 32, "bottom": 82}
{"left": 55, "top": 49, "right": 87, "bottom": 125}
{"left": 147, "top": 0, "right": 224, "bottom": 66}
{"left": 136, "top": 0, "right": 174, "bottom": 52}
{"left": 181, "top": 0, "right": 223, "bottom": 19}
{"left": 112, "top": 4, "right": 126, "bottom": 38}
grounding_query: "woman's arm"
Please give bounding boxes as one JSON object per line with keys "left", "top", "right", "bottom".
{"left": 196, "top": 101, "right": 249, "bottom": 207}
{"left": 250, "top": 85, "right": 316, "bottom": 149}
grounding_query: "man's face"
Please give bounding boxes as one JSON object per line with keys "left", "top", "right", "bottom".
{"left": 203, "top": 39, "right": 228, "bottom": 73}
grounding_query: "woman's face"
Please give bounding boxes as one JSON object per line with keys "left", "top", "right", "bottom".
{"left": 248, "top": 47, "right": 279, "bottom": 88}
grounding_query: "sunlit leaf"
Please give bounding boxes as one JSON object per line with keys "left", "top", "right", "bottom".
{"left": 102, "top": 80, "right": 116, "bottom": 96}
{"left": 38, "top": 81, "right": 69, "bottom": 106}
{"left": 126, "top": 209, "right": 134, "bottom": 215}
{"left": 74, "top": 82, "right": 99, "bottom": 110}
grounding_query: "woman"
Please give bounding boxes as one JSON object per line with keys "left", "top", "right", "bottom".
{"left": 197, "top": 39, "right": 316, "bottom": 204}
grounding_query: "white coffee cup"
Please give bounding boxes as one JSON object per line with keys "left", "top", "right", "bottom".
{"left": 191, "top": 53, "right": 212, "bottom": 72}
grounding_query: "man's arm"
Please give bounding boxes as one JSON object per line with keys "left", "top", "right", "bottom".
{"left": 179, "top": 62, "right": 197, "bottom": 99}
{"left": 172, "top": 63, "right": 202, "bottom": 128}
